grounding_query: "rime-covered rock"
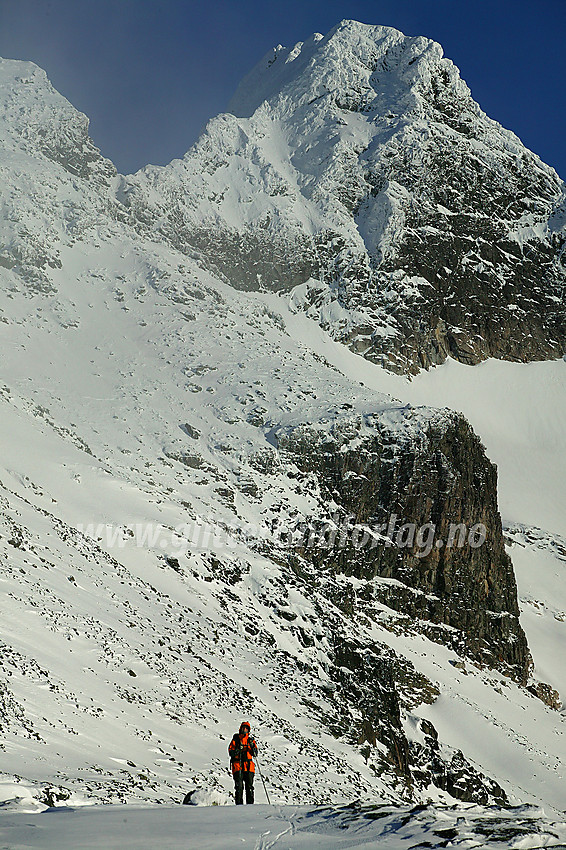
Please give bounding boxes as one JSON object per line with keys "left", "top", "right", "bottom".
{"left": 121, "top": 20, "right": 566, "bottom": 373}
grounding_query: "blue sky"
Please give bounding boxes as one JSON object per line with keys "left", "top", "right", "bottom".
{"left": 0, "top": 0, "right": 564, "bottom": 178}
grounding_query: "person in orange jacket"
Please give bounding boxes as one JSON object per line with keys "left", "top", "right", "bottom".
{"left": 228, "top": 721, "right": 258, "bottom": 804}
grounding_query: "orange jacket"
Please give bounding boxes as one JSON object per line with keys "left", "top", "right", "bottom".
{"left": 229, "top": 732, "right": 257, "bottom": 774}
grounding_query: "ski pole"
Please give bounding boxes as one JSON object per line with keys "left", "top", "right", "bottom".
{"left": 255, "top": 753, "right": 271, "bottom": 805}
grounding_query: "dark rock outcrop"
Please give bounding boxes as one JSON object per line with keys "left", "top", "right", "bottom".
{"left": 411, "top": 719, "right": 508, "bottom": 806}
{"left": 275, "top": 408, "right": 530, "bottom": 683}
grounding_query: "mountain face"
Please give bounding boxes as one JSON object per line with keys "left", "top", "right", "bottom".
{"left": 119, "top": 20, "right": 566, "bottom": 374}
{"left": 279, "top": 411, "right": 529, "bottom": 681}
{"left": 0, "top": 25, "right": 565, "bottom": 814}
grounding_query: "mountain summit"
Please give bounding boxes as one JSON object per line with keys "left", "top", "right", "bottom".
{"left": 228, "top": 20, "right": 456, "bottom": 118}
{"left": 123, "top": 19, "right": 566, "bottom": 373}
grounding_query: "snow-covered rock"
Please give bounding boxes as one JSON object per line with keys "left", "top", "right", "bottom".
{"left": 121, "top": 20, "right": 566, "bottom": 373}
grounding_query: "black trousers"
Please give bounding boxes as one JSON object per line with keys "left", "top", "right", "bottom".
{"left": 234, "top": 770, "right": 254, "bottom": 804}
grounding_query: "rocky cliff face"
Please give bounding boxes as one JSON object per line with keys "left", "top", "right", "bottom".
{"left": 274, "top": 408, "right": 529, "bottom": 682}
{"left": 120, "top": 20, "right": 566, "bottom": 374}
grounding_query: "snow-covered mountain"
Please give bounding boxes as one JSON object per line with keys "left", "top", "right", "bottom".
{"left": 1, "top": 21, "right": 566, "bottom": 822}
{"left": 121, "top": 20, "right": 566, "bottom": 374}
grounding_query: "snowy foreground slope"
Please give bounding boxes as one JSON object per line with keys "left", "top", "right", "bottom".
{"left": 2, "top": 800, "right": 566, "bottom": 850}
{"left": 1, "top": 18, "right": 566, "bottom": 835}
